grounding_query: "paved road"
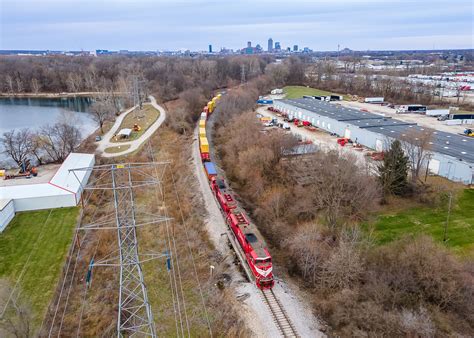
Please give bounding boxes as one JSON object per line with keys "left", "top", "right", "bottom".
{"left": 96, "top": 96, "right": 166, "bottom": 158}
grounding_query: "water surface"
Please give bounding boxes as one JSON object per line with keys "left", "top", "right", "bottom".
{"left": 0, "top": 97, "right": 96, "bottom": 165}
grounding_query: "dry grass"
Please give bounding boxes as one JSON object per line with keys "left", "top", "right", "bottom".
{"left": 103, "top": 144, "right": 131, "bottom": 153}
{"left": 110, "top": 104, "right": 159, "bottom": 143}
{"left": 43, "top": 103, "right": 249, "bottom": 336}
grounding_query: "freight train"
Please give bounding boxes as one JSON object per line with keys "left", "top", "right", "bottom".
{"left": 199, "top": 94, "right": 274, "bottom": 289}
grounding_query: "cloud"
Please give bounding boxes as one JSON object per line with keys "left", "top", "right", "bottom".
{"left": 0, "top": 0, "right": 472, "bottom": 50}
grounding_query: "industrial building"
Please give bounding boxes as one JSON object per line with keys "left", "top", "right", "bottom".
{"left": 0, "top": 153, "right": 94, "bottom": 231}
{"left": 273, "top": 98, "right": 474, "bottom": 184}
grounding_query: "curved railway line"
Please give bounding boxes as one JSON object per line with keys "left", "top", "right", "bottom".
{"left": 201, "top": 94, "right": 300, "bottom": 338}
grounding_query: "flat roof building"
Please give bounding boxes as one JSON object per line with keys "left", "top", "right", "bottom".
{"left": 0, "top": 153, "right": 95, "bottom": 231}
{"left": 274, "top": 98, "right": 474, "bottom": 184}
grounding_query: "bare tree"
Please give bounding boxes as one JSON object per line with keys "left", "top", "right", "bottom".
{"left": 0, "top": 279, "right": 32, "bottom": 338}
{"left": 286, "top": 224, "right": 328, "bottom": 285}
{"left": 30, "top": 78, "right": 41, "bottom": 94}
{"left": 5, "top": 75, "right": 14, "bottom": 93}
{"left": 292, "top": 151, "right": 380, "bottom": 228}
{"left": 15, "top": 75, "right": 23, "bottom": 93}
{"left": 0, "top": 129, "right": 33, "bottom": 166}
{"left": 265, "top": 63, "right": 289, "bottom": 87}
{"left": 400, "top": 129, "right": 433, "bottom": 182}
{"left": 320, "top": 230, "right": 364, "bottom": 290}
{"left": 180, "top": 88, "right": 206, "bottom": 115}
{"left": 66, "top": 73, "right": 81, "bottom": 93}
{"left": 89, "top": 95, "right": 116, "bottom": 133}
{"left": 29, "top": 132, "right": 44, "bottom": 165}
{"left": 39, "top": 123, "right": 81, "bottom": 162}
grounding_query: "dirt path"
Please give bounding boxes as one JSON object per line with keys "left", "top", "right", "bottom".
{"left": 96, "top": 96, "right": 166, "bottom": 157}
{"left": 192, "top": 121, "right": 324, "bottom": 337}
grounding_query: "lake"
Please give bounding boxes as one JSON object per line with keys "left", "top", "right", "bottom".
{"left": 0, "top": 97, "right": 97, "bottom": 165}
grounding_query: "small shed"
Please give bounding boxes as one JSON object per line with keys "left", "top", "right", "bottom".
{"left": 118, "top": 128, "right": 132, "bottom": 139}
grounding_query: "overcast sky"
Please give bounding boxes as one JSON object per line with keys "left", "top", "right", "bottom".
{"left": 0, "top": 0, "right": 472, "bottom": 51}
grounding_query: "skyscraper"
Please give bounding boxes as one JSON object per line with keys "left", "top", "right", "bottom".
{"left": 209, "top": 44, "right": 212, "bottom": 53}
{"left": 293, "top": 45, "right": 298, "bottom": 52}
{"left": 247, "top": 41, "right": 252, "bottom": 48}
{"left": 268, "top": 38, "right": 273, "bottom": 52}
{"left": 275, "top": 42, "right": 281, "bottom": 51}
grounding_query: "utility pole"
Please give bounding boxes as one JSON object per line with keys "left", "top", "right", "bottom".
{"left": 70, "top": 162, "right": 170, "bottom": 337}
{"left": 443, "top": 191, "right": 453, "bottom": 242}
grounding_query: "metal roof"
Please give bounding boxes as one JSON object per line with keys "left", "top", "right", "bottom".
{"left": 0, "top": 153, "right": 95, "bottom": 201}
{"left": 280, "top": 98, "right": 474, "bottom": 164}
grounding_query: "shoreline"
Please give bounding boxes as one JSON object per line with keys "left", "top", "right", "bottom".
{"left": 0, "top": 91, "right": 125, "bottom": 99}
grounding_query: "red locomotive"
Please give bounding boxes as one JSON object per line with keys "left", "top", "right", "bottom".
{"left": 200, "top": 95, "right": 274, "bottom": 289}
{"left": 210, "top": 177, "right": 274, "bottom": 289}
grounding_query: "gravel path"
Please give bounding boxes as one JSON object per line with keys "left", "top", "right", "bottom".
{"left": 192, "top": 120, "right": 324, "bottom": 337}
{"left": 96, "top": 96, "right": 166, "bottom": 157}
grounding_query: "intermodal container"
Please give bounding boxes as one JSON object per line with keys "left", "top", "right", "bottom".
{"left": 204, "top": 162, "right": 217, "bottom": 179}
{"left": 199, "top": 120, "right": 206, "bottom": 128}
{"left": 199, "top": 127, "right": 206, "bottom": 138}
{"left": 199, "top": 137, "right": 209, "bottom": 153}
{"left": 200, "top": 112, "right": 207, "bottom": 119}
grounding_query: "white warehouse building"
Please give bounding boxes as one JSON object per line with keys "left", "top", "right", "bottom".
{"left": 0, "top": 153, "right": 94, "bottom": 232}
{"left": 273, "top": 98, "right": 474, "bottom": 184}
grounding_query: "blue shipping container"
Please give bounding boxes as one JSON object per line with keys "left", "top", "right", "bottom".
{"left": 257, "top": 99, "right": 273, "bottom": 104}
{"left": 204, "top": 162, "right": 217, "bottom": 176}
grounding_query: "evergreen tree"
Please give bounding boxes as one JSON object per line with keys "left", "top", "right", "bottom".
{"left": 378, "top": 140, "right": 409, "bottom": 198}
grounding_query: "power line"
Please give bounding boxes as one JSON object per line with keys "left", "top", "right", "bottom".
{"left": 145, "top": 141, "right": 182, "bottom": 337}
{"left": 47, "top": 187, "right": 107, "bottom": 337}
{"left": 69, "top": 162, "right": 170, "bottom": 337}
{"left": 170, "top": 170, "right": 213, "bottom": 337}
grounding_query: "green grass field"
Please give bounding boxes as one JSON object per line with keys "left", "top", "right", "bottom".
{"left": 367, "top": 189, "right": 474, "bottom": 257}
{"left": 0, "top": 207, "right": 78, "bottom": 328}
{"left": 283, "top": 85, "right": 346, "bottom": 100}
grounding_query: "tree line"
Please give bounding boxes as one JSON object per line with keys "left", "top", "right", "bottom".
{"left": 212, "top": 88, "right": 473, "bottom": 336}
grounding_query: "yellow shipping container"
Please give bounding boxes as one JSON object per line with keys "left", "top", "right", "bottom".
{"left": 199, "top": 119, "right": 206, "bottom": 128}
{"left": 217, "top": 94, "right": 222, "bottom": 99}
{"left": 199, "top": 127, "right": 206, "bottom": 137}
{"left": 199, "top": 137, "right": 209, "bottom": 153}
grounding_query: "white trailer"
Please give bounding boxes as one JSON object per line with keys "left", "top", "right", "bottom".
{"left": 364, "top": 97, "right": 384, "bottom": 103}
{"left": 426, "top": 109, "right": 449, "bottom": 117}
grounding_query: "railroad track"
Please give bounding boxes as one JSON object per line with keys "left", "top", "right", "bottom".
{"left": 261, "top": 288, "right": 299, "bottom": 338}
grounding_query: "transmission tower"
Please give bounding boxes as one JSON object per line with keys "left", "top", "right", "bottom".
{"left": 70, "top": 162, "right": 170, "bottom": 337}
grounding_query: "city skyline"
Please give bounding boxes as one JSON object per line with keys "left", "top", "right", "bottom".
{"left": 1, "top": 0, "right": 472, "bottom": 51}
